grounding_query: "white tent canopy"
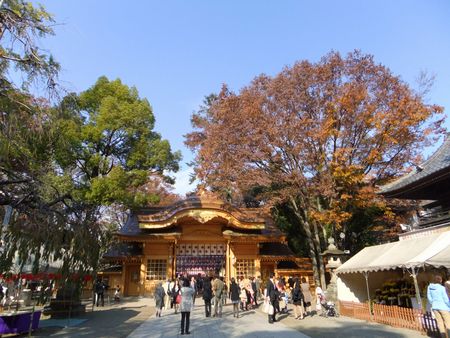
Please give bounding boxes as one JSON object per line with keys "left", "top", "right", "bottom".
{"left": 336, "top": 231, "right": 450, "bottom": 274}
{"left": 425, "top": 244, "right": 450, "bottom": 268}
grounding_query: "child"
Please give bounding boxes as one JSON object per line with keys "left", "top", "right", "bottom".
{"left": 114, "top": 285, "right": 121, "bottom": 302}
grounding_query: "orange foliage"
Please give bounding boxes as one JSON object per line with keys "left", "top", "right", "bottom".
{"left": 185, "top": 50, "right": 445, "bottom": 236}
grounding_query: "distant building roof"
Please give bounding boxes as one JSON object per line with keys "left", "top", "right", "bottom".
{"left": 380, "top": 136, "right": 450, "bottom": 200}
{"left": 103, "top": 242, "right": 143, "bottom": 259}
{"left": 277, "top": 261, "right": 299, "bottom": 269}
{"left": 259, "top": 242, "right": 295, "bottom": 257}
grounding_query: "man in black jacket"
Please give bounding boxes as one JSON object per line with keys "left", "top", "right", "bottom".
{"left": 202, "top": 277, "right": 213, "bottom": 317}
{"left": 251, "top": 277, "right": 258, "bottom": 306}
{"left": 265, "top": 273, "right": 277, "bottom": 323}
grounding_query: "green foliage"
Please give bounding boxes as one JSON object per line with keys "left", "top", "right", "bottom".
{"left": 0, "top": 0, "right": 59, "bottom": 90}
{"left": 55, "top": 76, "right": 181, "bottom": 207}
{"left": 0, "top": 76, "right": 181, "bottom": 277}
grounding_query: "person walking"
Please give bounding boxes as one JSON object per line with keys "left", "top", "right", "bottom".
{"left": 180, "top": 278, "right": 195, "bottom": 335}
{"left": 315, "top": 285, "right": 325, "bottom": 316}
{"left": 300, "top": 277, "right": 313, "bottom": 316}
{"left": 255, "top": 276, "right": 262, "bottom": 300}
{"left": 266, "top": 273, "right": 278, "bottom": 323}
{"left": 251, "top": 277, "right": 258, "bottom": 306}
{"left": 190, "top": 276, "right": 197, "bottom": 305}
{"left": 212, "top": 275, "right": 224, "bottom": 317}
{"left": 95, "top": 279, "right": 106, "bottom": 307}
{"left": 163, "top": 279, "right": 171, "bottom": 310}
{"left": 427, "top": 275, "right": 450, "bottom": 338}
{"left": 114, "top": 284, "right": 121, "bottom": 303}
{"left": 154, "top": 282, "right": 165, "bottom": 317}
{"left": 229, "top": 277, "right": 241, "bottom": 318}
{"left": 292, "top": 278, "right": 305, "bottom": 320}
{"left": 172, "top": 279, "right": 181, "bottom": 314}
{"left": 221, "top": 277, "right": 228, "bottom": 306}
{"left": 240, "top": 284, "right": 248, "bottom": 311}
{"left": 202, "top": 276, "right": 213, "bottom": 317}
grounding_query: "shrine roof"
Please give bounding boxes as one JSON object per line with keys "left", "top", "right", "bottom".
{"left": 118, "top": 192, "right": 280, "bottom": 237}
{"left": 380, "top": 135, "right": 450, "bottom": 199}
{"left": 259, "top": 242, "right": 296, "bottom": 257}
{"left": 119, "top": 214, "right": 183, "bottom": 237}
{"left": 135, "top": 192, "right": 267, "bottom": 230}
{"left": 103, "top": 242, "right": 143, "bottom": 259}
{"left": 277, "top": 260, "right": 300, "bottom": 269}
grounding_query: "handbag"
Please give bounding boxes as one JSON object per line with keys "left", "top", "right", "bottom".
{"left": 176, "top": 294, "right": 182, "bottom": 304}
{"left": 268, "top": 304, "right": 274, "bottom": 315}
{"left": 263, "top": 299, "right": 270, "bottom": 313}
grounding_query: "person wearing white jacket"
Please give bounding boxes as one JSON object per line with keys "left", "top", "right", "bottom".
{"left": 315, "top": 286, "right": 325, "bottom": 315}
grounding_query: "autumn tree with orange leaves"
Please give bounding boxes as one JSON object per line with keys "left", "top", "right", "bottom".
{"left": 185, "top": 51, "right": 445, "bottom": 287}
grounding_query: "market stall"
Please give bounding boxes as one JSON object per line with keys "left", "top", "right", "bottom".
{"left": 335, "top": 231, "right": 449, "bottom": 335}
{"left": 336, "top": 231, "right": 450, "bottom": 307}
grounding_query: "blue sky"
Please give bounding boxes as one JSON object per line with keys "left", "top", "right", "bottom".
{"left": 40, "top": 0, "right": 450, "bottom": 195}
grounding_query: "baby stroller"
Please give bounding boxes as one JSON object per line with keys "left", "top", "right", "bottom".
{"left": 320, "top": 301, "right": 339, "bottom": 317}
{"left": 320, "top": 299, "right": 339, "bottom": 317}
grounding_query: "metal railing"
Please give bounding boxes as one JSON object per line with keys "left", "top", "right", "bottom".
{"left": 418, "top": 208, "right": 450, "bottom": 228}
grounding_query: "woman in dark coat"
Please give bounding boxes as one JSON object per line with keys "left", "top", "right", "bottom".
{"left": 172, "top": 279, "right": 181, "bottom": 314}
{"left": 229, "top": 277, "right": 241, "bottom": 318}
{"left": 292, "top": 278, "right": 305, "bottom": 319}
{"left": 154, "top": 282, "right": 165, "bottom": 317}
{"left": 202, "top": 277, "right": 213, "bottom": 317}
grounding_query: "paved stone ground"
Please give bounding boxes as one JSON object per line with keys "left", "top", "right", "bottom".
{"left": 30, "top": 297, "right": 155, "bottom": 338}
{"left": 277, "top": 310, "right": 425, "bottom": 338}
{"left": 27, "top": 297, "right": 427, "bottom": 338}
{"left": 128, "top": 301, "right": 309, "bottom": 338}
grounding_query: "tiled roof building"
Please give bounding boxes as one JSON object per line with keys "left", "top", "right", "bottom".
{"left": 102, "top": 191, "right": 312, "bottom": 296}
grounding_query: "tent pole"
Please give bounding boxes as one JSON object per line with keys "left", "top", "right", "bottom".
{"left": 363, "top": 271, "right": 372, "bottom": 320}
{"left": 409, "top": 267, "right": 423, "bottom": 312}
{"left": 363, "top": 271, "right": 370, "bottom": 301}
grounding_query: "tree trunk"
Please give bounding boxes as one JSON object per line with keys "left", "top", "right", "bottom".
{"left": 312, "top": 220, "right": 327, "bottom": 288}
{"left": 289, "top": 198, "right": 322, "bottom": 287}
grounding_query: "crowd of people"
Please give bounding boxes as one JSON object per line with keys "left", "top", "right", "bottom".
{"left": 264, "top": 273, "right": 322, "bottom": 323}
{"left": 153, "top": 273, "right": 320, "bottom": 335}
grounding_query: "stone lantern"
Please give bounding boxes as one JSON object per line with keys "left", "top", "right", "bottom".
{"left": 322, "top": 237, "right": 348, "bottom": 302}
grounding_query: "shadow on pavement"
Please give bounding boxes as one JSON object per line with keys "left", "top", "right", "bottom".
{"left": 293, "top": 323, "right": 420, "bottom": 338}
{"left": 26, "top": 302, "right": 154, "bottom": 338}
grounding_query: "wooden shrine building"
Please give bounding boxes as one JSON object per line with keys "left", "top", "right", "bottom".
{"left": 380, "top": 135, "right": 450, "bottom": 240}
{"left": 103, "top": 192, "right": 312, "bottom": 296}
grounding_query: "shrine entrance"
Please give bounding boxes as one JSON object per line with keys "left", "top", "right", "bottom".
{"left": 176, "top": 243, "right": 226, "bottom": 277}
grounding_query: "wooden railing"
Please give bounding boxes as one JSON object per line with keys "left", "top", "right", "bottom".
{"left": 339, "top": 301, "right": 371, "bottom": 321}
{"left": 339, "top": 301, "right": 439, "bottom": 335}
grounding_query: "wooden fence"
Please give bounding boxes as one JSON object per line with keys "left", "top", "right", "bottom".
{"left": 339, "top": 301, "right": 439, "bottom": 336}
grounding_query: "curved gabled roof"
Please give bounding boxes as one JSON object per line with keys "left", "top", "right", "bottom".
{"left": 117, "top": 191, "right": 283, "bottom": 239}
{"left": 380, "top": 135, "right": 450, "bottom": 199}
{"left": 136, "top": 192, "right": 266, "bottom": 230}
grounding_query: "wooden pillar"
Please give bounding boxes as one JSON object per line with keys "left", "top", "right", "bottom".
{"left": 230, "top": 244, "right": 236, "bottom": 280}
{"left": 121, "top": 262, "right": 127, "bottom": 296}
{"left": 140, "top": 258, "right": 146, "bottom": 296}
{"left": 226, "top": 240, "right": 230, "bottom": 286}
{"left": 173, "top": 240, "right": 177, "bottom": 279}
{"left": 255, "top": 258, "right": 261, "bottom": 278}
{"left": 167, "top": 242, "right": 174, "bottom": 280}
